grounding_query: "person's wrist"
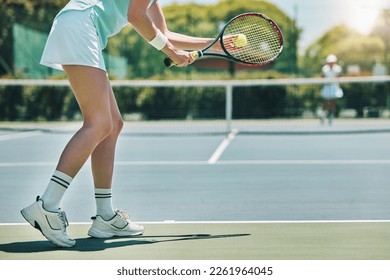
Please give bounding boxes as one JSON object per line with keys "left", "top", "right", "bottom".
{"left": 148, "top": 29, "right": 168, "bottom": 50}
{"left": 161, "top": 41, "right": 176, "bottom": 56}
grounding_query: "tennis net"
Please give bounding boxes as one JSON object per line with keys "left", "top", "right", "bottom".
{"left": 0, "top": 76, "right": 389, "bottom": 135}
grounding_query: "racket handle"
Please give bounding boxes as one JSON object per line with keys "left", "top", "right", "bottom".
{"left": 164, "top": 57, "right": 174, "bottom": 67}
{"left": 164, "top": 51, "right": 203, "bottom": 67}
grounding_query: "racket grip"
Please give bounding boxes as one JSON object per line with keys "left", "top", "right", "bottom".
{"left": 164, "top": 57, "right": 174, "bottom": 67}
{"left": 164, "top": 51, "right": 203, "bottom": 67}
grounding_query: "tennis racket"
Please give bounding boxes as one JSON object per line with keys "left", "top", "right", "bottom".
{"left": 164, "top": 12, "right": 284, "bottom": 67}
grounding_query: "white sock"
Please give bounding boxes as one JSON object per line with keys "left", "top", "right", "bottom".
{"left": 94, "top": 188, "right": 116, "bottom": 220}
{"left": 41, "top": 170, "right": 73, "bottom": 211}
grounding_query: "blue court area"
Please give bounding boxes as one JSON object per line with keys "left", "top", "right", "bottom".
{"left": 1, "top": 123, "right": 390, "bottom": 223}
{"left": 0, "top": 122, "right": 390, "bottom": 260}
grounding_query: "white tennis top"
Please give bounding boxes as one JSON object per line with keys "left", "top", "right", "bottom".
{"left": 58, "top": 0, "right": 156, "bottom": 48}
{"left": 322, "top": 64, "right": 342, "bottom": 78}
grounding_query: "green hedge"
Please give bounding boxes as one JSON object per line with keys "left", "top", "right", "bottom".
{"left": 1, "top": 82, "right": 387, "bottom": 121}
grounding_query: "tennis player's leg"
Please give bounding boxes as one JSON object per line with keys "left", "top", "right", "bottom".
{"left": 328, "top": 100, "right": 337, "bottom": 125}
{"left": 87, "top": 86, "right": 121, "bottom": 221}
{"left": 57, "top": 65, "right": 115, "bottom": 176}
{"left": 20, "top": 65, "right": 114, "bottom": 247}
{"left": 87, "top": 85, "right": 144, "bottom": 238}
{"left": 323, "top": 99, "right": 336, "bottom": 125}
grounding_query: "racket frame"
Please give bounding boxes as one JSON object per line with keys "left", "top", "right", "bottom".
{"left": 220, "top": 12, "right": 284, "bottom": 66}
{"left": 164, "top": 12, "right": 284, "bottom": 67}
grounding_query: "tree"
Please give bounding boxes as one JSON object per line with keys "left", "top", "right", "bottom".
{"left": 301, "top": 24, "right": 385, "bottom": 76}
{"left": 371, "top": 9, "right": 390, "bottom": 68}
{"left": 210, "top": 0, "right": 300, "bottom": 74}
{"left": 0, "top": 0, "right": 68, "bottom": 77}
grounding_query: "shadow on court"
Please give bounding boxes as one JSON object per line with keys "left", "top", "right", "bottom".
{"left": 0, "top": 233, "right": 250, "bottom": 254}
{"left": 1, "top": 222, "right": 390, "bottom": 260}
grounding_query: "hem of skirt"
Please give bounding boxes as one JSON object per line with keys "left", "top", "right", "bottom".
{"left": 40, "top": 61, "right": 107, "bottom": 72}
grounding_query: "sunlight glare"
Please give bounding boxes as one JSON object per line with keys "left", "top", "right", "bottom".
{"left": 344, "top": 2, "right": 383, "bottom": 34}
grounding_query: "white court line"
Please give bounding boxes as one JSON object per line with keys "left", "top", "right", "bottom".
{"left": 216, "top": 159, "right": 390, "bottom": 165}
{"left": 0, "top": 161, "right": 206, "bottom": 167}
{"left": 2, "top": 220, "right": 390, "bottom": 226}
{"left": 1, "top": 159, "right": 390, "bottom": 168}
{"left": 0, "top": 162, "right": 57, "bottom": 167}
{"left": 0, "top": 130, "right": 44, "bottom": 141}
{"left": 208, "top": 129, "right": 239, "bottom": 164}
{"left": 122, "top": 220, "right": 390, "bottom": 224}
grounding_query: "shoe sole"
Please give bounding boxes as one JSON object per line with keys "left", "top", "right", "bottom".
{"left": 87, "top": 228, "right": 144, "bottom": 239}
{"left": 20, "top": 208, "right": 75, "bottom": 248}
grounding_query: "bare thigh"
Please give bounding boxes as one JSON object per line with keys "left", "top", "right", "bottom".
{"left": 55, "top": 65, "right": 113, "bottom": 176}
{"left": 63, "top": 65, "right": 112, "bottom": 123}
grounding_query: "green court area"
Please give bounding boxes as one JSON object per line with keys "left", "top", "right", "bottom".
{"left": 1, "top": 222, "right": 389, "bottom": 260}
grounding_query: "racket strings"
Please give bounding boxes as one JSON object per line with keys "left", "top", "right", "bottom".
{"left": 223, "top": 14, "right": 282, "bottom": 65}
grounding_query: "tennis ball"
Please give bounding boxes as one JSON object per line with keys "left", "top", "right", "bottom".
{"left": 233, "top": 34, "right": 247, "bottom": 48}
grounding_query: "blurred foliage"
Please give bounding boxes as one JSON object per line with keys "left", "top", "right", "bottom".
{"left": 2, "top": 80, "right": 387, "bottom": 121}
{"left": 301, "top": 25, "right": 386, "bottom": 76}
{"left": 301, "top": 9, "right": 390, "bottom": 77}
{"left": 0, "top": 0, "right": 68, "bottom": 77}
{"left": 371, "top": 9, "right": 390, "bottom": 67}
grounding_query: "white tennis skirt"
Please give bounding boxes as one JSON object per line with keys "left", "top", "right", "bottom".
{"left": 321, "top": 83, "right": 344, "bottom": 100}
{"left": 40, "top": 8, "right": 106, "bottom": 72}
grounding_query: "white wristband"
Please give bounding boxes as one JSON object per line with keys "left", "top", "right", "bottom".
{"left": 148, "top": 29, "right": 168, "bottom": 50}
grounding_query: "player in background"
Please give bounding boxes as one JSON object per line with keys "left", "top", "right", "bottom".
{"left": 319, "top": 54, "right": 343, "bottom": 125}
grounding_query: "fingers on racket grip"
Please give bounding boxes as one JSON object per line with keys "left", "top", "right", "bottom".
{"left": 190, "top": 51, "right": 200, "bottom": 59}
{"left": 164, "top": 51, "right": 201, "bottom": 67}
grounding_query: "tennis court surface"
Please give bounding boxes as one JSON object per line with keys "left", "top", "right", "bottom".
{"left": 0, "top": 122, "right": 390, "bottom": 260}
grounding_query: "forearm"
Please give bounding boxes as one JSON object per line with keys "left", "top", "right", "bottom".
{"left": 128, "top": 8, "right": 176, "bottom": 58}
{"left": 127, "top": 0, "right": 198, "bottom": 66}
{"left": 166, "top": 31, "right": 213, "bottom": 50}
{"left": 128, "top": 4, "right": 160, "bottom": 42}
{"left": 145, "top": 0, "right": 213, "bottom": 51}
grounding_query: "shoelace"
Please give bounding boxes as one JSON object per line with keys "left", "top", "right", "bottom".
{"left": 57, "top": 211, "right": 69, "bottom": 230}
{"left": 114, "top": 210, "right": 143, "bottom": 231}
{"left": 115, "top": 210, "right": 131, "bottom": 221}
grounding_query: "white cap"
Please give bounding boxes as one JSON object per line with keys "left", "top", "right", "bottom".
{"left": 326, "top": 54, "right": 337, "bottom": 63}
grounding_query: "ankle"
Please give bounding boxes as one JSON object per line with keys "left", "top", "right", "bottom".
{"left": 94, "top": 188, "right": 115, "bottom": 220}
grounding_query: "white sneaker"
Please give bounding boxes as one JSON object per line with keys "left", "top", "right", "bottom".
{"left": 20, "top": 196, "right": 76, "bottom": 248}
{"left": 88, "top": 210, "right": 144, "bottom": 238}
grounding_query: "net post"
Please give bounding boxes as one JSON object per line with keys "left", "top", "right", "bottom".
{"left": 387, "top": 82, "right": 390, "bottom": 112}
{"left": 225, "top": 84, "right": 233, "bottom": 133}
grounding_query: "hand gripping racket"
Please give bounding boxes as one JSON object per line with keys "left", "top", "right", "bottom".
{"left": 164, "top": 12, "right": 284, "bottom": 67}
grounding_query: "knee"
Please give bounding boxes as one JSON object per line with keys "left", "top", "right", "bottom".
{"left": 85, "top": 117, "right": 113, "bottom": 141}
{"left": 101, "top": 119, "right": 115, "bottom": 138}
{"left": 101, "top": 116, "right": 123, "bottom": 139}
{"left": 84, "top": 114, "right": 123, "bottom": 141}
{"left": 111, "top": 116, "right": 124, "bottom": 136}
